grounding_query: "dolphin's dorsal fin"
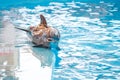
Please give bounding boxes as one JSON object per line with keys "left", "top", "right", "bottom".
{"left": 40, "top": 14, "right": 48, "bottom": 28}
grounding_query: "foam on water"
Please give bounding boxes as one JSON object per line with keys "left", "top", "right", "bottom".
{"left": 1, "top": 1, "right": 120, "bottom": 80}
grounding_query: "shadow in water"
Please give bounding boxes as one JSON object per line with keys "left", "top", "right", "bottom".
{"left": 31, "top": 47, "right": 54, "bottom": 67}
{"left": 29, "top": 36, "right": 61, "bottom": 68}
{"left": 51, "top": 48, "right": 61, "bottom": 68}
{"left": 31, "top": 46, "right": 61, "bottom": 68}
{"left": 50, "top": 42, "right": 61, "bottom": 68}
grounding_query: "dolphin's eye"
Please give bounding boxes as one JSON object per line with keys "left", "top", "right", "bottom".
{"left": 47, "top": 38, "right": 53, "bottom": 42}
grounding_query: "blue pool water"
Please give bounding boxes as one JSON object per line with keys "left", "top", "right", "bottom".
{"left": 0, "top": 0, "right": 120, "bottom": 80}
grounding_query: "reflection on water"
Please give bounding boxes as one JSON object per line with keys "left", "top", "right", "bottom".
{"left": 31, "top": 47, "right": 54, "bottom": 67}
{"left": 51, "top": 47, "right": 61, "bottom": 68}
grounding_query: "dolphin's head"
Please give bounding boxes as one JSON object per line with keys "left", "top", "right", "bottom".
{"left": 29, "top": 14, "right": 60, "bottom": 49}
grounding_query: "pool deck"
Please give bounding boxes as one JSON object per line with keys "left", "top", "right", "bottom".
{"left": 0, "top": 21, "right": 53, "bottom": 80}
{"left": 0, "top": 46, "right": 53, "bottom": 80}
{"left": 17, "top": 47, "right": 53, "bottom": 80}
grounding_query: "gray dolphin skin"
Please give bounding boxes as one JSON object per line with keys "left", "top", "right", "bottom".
{"left": 16, "top": 14, "right": 60, "bottom": 49}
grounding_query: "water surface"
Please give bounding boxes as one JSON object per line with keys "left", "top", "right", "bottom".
{"left": 0, "top": 0, "right": 120, "bottom": 80}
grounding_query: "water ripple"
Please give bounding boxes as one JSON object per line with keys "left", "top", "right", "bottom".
{"left": 1, "top": 1, "right": 120, "bottom": 80}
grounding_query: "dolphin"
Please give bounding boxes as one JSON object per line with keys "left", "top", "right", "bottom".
{"left": 16, "top": 14, "right": 60, "bottom": 49}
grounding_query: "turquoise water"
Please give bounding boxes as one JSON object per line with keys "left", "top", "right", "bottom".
{"left": 0, "top": 0, "right": 120, "bottom": 80}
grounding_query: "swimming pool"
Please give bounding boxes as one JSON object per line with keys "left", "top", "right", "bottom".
{"left": 0, "top": 0, "right": 120, "bottom": 80}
